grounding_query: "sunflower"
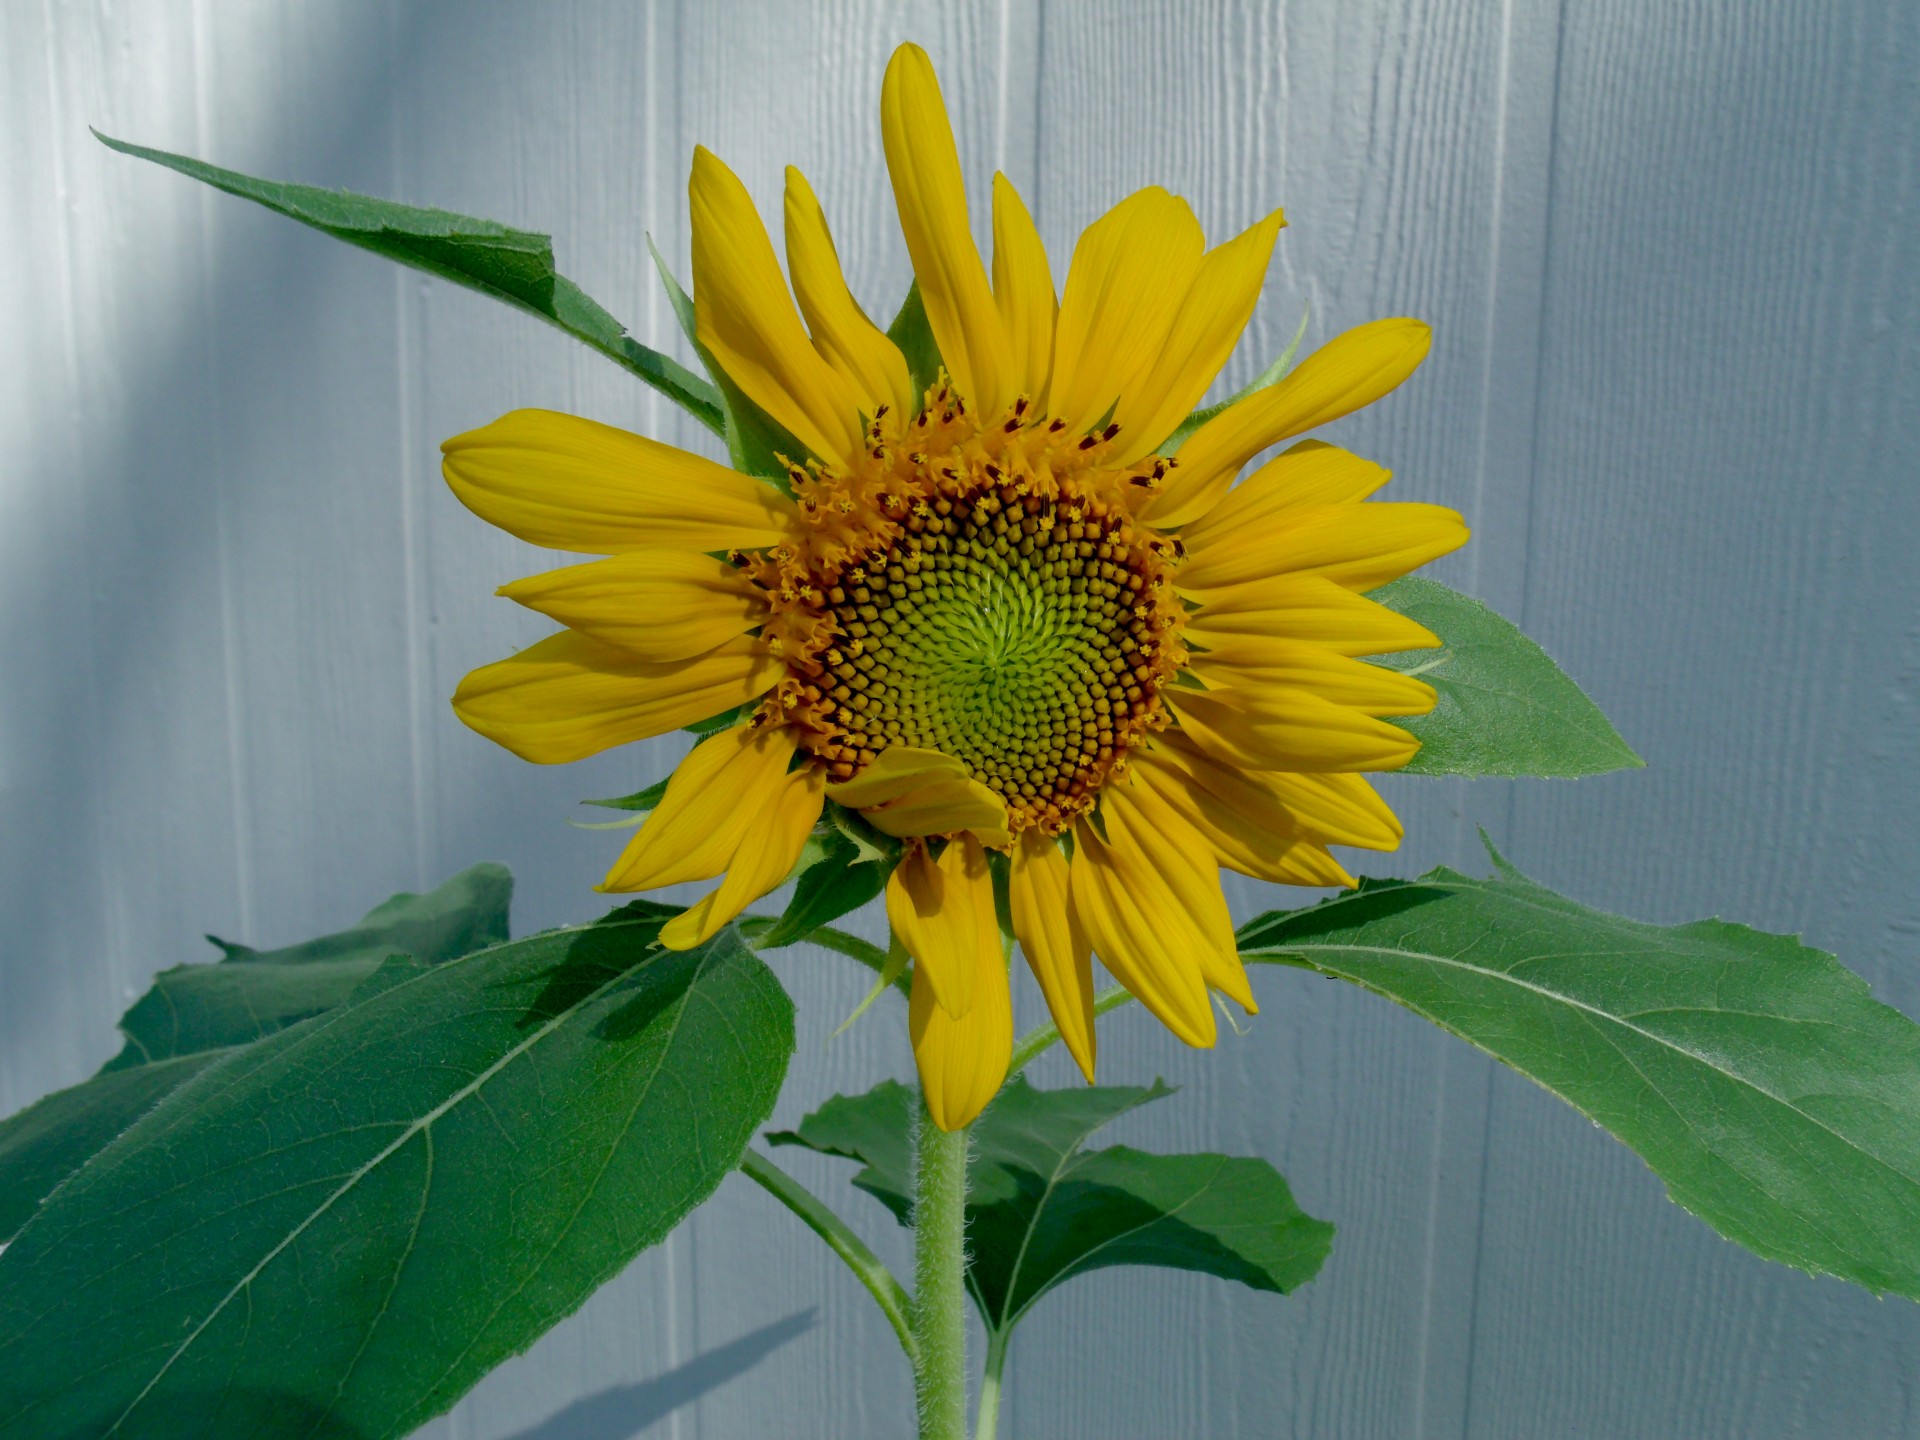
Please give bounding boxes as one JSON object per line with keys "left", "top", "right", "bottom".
{"left": 443, "top": 43, "right": 1466, "bottom": 1129}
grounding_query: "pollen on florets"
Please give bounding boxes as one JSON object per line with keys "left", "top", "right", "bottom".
{"left": 743, "top": 379, "right": 1187, "bottom": 837}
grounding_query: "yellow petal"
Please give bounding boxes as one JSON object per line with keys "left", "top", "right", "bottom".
{"left": 1179, "top": 441, "right": 1390, "bottom": 555}
{"left": 1010, "top": 830, "right": 1096, "bottom": 1081}
{"left": 1047, "top": 187, "right": 1205, "bottom": 438}
{"left": 1166, "top": 683, "right": 1420, "bottom": 774}
{"left": 784, "top": 166, "right": 915, "bottom": 418}
{"left": 824, "top": 746, "right": 969, "bottom": 807}
{"left": 1110, "top": 208, "right": 1286, "bottom": 467}
{"left": 1149, "top": 729, "right": 1403, "bottom": 851}
{"left": 452, "top": 631, "right": 779, "bottom": 765}
{"left": 1184, "top": 573, "right": 1440, "bottom": 657}
{"left": 499, "top": 550, "right": 767, "bottom": 663}
{"left": 826, "top": 746, "right": 1011, "bottom": 847}
{"left": 661, "top": 764, "right": 826, "bottom": 949}
{"left": 1144, "top": 733, "right": 1405, "bottom": 856}
{"left": 1068, "top": 815, "right": 1215, "bottom": 1047}
{"left": 1148, "top": 317, "right": 1432, "bottom": 527}
{"left": 991, "top": 173, "right": 1057, "bottom": 408}
{"left": 691, "top": 147, "right": 867, "bottom": 467}
{"left": 1189, "top": 637, "right": 1438, "bottom": 717}
{"left": 863, "top": 777, "right": 1011, "bottom": 849}
{"left": 1177, "top": 502, "right": 1468, "bottom": 593}
{"left": 886, "top": 837, "right": 998, "bottom": 1018}
{"left": 881, "top": 44, "right": 1013, "bottom": 418}
{"left": 601, "top": 724, "right": 797, "bottom": 891}
{"left": 910, "top": 926, "right": 1013, "bottom": 1131}
{"left": 442, "top": 409, "right": 797, "bottom": 554}
{"left": 1102, "top": 779, "right": 1255, "bottom": 1013}
{"left": 1135, "top": 742, "right": 1359, "bottom": 887}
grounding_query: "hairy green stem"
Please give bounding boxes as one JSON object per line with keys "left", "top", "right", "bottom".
{"left": 912, "top": 1097, "right": 971, "bottom": 1440}
{"left": 974, "top": 1326, "right": 1010, "bottom": 1440}
{"left": 738, "top": 1149, "right": 917, "bottom": 1366}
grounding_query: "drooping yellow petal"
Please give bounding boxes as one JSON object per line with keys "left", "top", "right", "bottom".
{"left": 661, "top": 763, "right": 826, "bottom": 949}
{"left": 1177, "top": 501, "right": 1468, "bottom": 593}
{"left": 991, "top": 173, "right": 1057, "bottom": 407}
{"left": 1184, "top": 573, "right": 1440, "bottom": 657}
{"left": 881, "top": 43, "right": 1014, "bottom": 418}
{"left": 827, "top": 747, "right": 1011, "bottom": 847}
{"left": 1010, "top": 830, "right": 1096, "bottom": 1081}
{"left": 1189, "top": 636, "right": 1438, "bottom": 717}
{"left": 1109, "top": 208, "right": 1286, "bottom": 467}
{"left": 1179, "top": 441, "right": 1390, "bottom": 555}
{"left": 601, "top": 724, "right": 796, "bottom": 891}
{"left": 1101, "top": 779, "right": 1256, "bottom": 1013}
{"left": 910, "top": 927, "right": 1013, "bottom": 1131}
{"left": 1047, "top": 187, "right": 1205, "bottom": 438}
{"left": 886, "top": 836, "right": 999, "bottom": 1018}
{"left": 1166, "top": 684, "right": 1420, "bottom": 774}
{"left": 1135, "top": 742, "right": 1359, "bottom": 887}
{"left": 1148, "top": 317, "right": 1433, "bottom": 527}
{"left": 442, "top": 409, "right": 797, "bottom": 554}
{"left": 784, "top": 166, "right": 915, "bottom": 419}
{"left": 499, "top": 550, "right": 767, "bottom": 664}
{"left": 824, "top": 746, "right": 970, "bottom": 807}
{"left": 863, "top": 778, "right": 1011, "bottom": 849}
{"left": 691, "top": 146, "right": 867, "bottom": 467}
{"left": 452, "top": 631, "right": 780, "bottom": 765}
{"left": 1068, "top": 815, "right": 1215, "bottom": 1047}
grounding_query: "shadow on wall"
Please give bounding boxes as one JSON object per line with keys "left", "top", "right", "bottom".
{"left": 500, "top": 1309, "right": 817, "bottom": 1440}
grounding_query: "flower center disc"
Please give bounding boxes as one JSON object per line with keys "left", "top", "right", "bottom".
{"left": 754, "top": 403, "right": 1188, "bottom": 835}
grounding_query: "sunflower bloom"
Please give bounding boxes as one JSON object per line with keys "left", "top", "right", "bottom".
{"left": 443, "top": 43, "right": 1466, "bottom": 1130}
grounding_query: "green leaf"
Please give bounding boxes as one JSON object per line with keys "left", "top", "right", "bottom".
{"left": 0, "top": 866, "right": 512, "bottom": 1246}
{"left": 1161, "top": 301, "right": 1311, "bottom": 454}
{"left": 645, "top": 236, "right": 803, "bottom": 479}
{"left": 0, "top": 907, "right": 795, "bottom": 1438}
{"left": 1238, "top": 857, "right": 1920, "bottom": 1298}
{"left": 770, "top": 1077, "right": 1332, "bottom": 1333}
{"left": 0, "top": 1052, "right": 226, "bottom": 1245}
{"left": 97, "top": 132, "right": 724, "bottom": 433}
{"left": 886, "top": 281, "right": 943, "bottom": 406}
{"left": 107, "top": 861, "right": 513, "bottom": 1069}
{"left": 755, "top": 828, "right": 889, "bottom": 950}
{"left": 1371, "top": 576, "right": 1642, "bottom": 777}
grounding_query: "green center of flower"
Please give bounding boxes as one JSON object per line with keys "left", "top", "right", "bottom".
{"left": 752, "top": 399, "right": 1189, "bottom": 835}
{"left": 825, "top": 486, "right": 1156, "bottom": 813}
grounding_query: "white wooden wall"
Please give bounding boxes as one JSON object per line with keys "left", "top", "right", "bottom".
{"left": 6, "top": 1, "right": 1919, "bottom": 1435}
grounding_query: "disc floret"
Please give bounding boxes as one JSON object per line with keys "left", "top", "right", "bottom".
{"left": 747, "top": 382, "right": 1187, "bottom": 836}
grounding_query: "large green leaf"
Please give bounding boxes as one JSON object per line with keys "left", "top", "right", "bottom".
{"left": 770, "top": 1077, "right": 1332, "bottom": 1333}
{"left": 0, "top": 903, "right": 794, "bottom": 1439}
{"left": 105, "top": 862, "right": 513, "bottom": 1069}
{"left": 1238, "top": 856, "right": 1920, "bottom": 1297}
{"left": 1371, "top": 576, "right": 1642, "bottom": 777}
{"left": 0, "top": 1053, "right": 226, "bottom": 1245}
{"left": 97, "top": 133, "right": 724, "bottom": 434}
{"left": 0, "top": 865, "right": 513, "bottom": 1243}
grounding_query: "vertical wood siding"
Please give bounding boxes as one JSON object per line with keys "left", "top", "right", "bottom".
{"left": 3, "top": 1, "right": 1916, "bottom": 1435}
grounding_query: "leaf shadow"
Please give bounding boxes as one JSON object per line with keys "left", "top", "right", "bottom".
{"left": 496, "top": 1309, "right": 817, "bottom": 1440}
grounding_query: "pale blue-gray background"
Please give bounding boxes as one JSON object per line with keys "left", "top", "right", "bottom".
{"left": 4, "top": 1, "right": 1918, "bottom": 1436}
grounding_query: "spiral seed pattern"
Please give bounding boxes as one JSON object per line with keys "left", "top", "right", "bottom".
{"left": 750, "top": 388, "right": 1187, "bottom": 835}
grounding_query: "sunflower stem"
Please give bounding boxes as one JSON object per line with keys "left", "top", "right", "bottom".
{"left": 911, "top": 1095, "right": 970, "bottom": 1440}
